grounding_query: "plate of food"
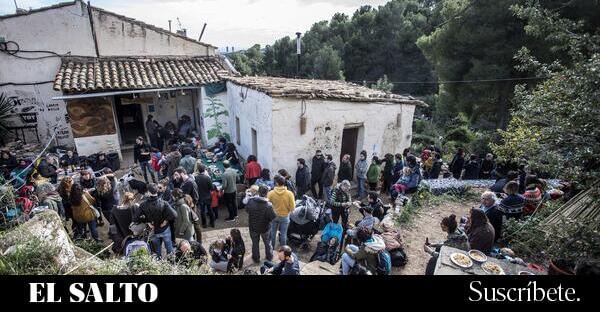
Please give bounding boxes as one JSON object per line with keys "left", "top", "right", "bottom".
{"left": 450, "top": 252, "right": 473, "bottom": 268}
{"left": 482, "top": 262, "right": 505, "bottom": 275}
{"left": 468, "top": 250, "right": 487, "bottom": 263}
{"left": 518, "top": 271, "right": 535, "bottom": 275}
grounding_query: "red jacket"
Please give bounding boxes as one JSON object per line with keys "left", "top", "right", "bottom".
{"left": 245, "top": 161, "right": 262, "bottom": 179}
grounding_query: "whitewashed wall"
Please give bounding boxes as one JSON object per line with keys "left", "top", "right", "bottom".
{"left": 271, "top": 98, "right": 416, "bottom": 180}
{"left": 91, "top": 8, "right": 216, "bottom": 57}
{"left": 226, "top": 82, "right": 273, "bottom": 169}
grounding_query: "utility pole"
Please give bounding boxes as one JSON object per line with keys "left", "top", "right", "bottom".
{"left": 296, "top": 32, "right": 302, "bottom": 77}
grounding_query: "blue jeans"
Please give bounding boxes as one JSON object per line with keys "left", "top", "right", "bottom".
{"left": 139, "top": 161, "right": 156, "bottom": 183}
{"left": 151, "top": 227, "right": 173, "bottom": 258}
{"left": 341, "top": 244, "right": 359, "bottom": 275}
{"left": 324, "top": 186, "right": 332, "bottom": 202}
{"left": 357, "top": 177, "right": 366, "bottom": 198}
{"left": 75, "top": 219, "right": 98, "bottom": 240}
{"left": 271, "top": 215, "right": 290, "bottom": 249}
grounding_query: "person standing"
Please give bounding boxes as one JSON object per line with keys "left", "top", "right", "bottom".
{"left": 366, "top": 156, "right": 381, "bottom": 191}
{"left": 172, "top": 188, "right": 195, "bottom": 242}
{"left": 134, "top": 136, "right": 156, "bottom": 183}
{"left": 328, "top": 180, "right": 352, "bottom": 231}
{"left": 382, "top": 154, "right": 395, "bottom": 195}
{"left": 295, "top": 158, "right": 311, "bottom": 198}
{"left": 134, "top": 183, "right": 177, "bottom": 258}
{"left": 338, "top": 154, "right": 353, "bottom": 183}
{"left": 179, "top": 151, "right": 197, "bottom": 177}
{"left": 355, "top": 151, "right": 368, "bottom": 199}
{"left": 321, "top": 154, "right": 336, "bottom": 202}
{"left": 246, "top": 185, "right": 276, "bottom": 263}
{"left": 146, "top": 115, "right": 159, "bottom": 150}
{"left": 449, "top": 148, "right": 465, "bottom": 180}
{"left": 221, "top": 160, "right": 239, "bottom": 222}
{"left": 172, "top": 168, "right": 199, "bottom": 205}
{"left": 267, "top": 175, "right": 295, "bottom": 249}
{"left": 428, "top": 152, "right": 443, "bottom": 180}
{"left": 310, "top": 150, "right": 326, "bottom": 200}
{"left": 195, "top": 164, "right": 215, "bottom": 228}
{"left": 244, "top": 155, "right": 262, "bottom": 186}
{"left": 70, "top": 184, "right": 100, "bottom": 241}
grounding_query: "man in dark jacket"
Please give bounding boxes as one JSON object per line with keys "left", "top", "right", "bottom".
{"left": 321, "top": 154, "right": 336, "bottom": 201}
{"left": 479, "top": 153, "right": 496, "bottom": 179}
{"left": 310, "top": 150, "right": 326, "bottom": 200}
{"left": 37, "top": 155, "right": 58, "bottom": 183}
{"left": 337, "top": 154, "right": 353, "bottom": 183}
{"left": 134, "top": 136, "right": 156, "bottom": 183}
{"left": 261, "top": 245, "right": 300, "bottom": 275}
{"left": 449, "top": 148, "right": 465, "bottom": 180}
{"left": 462, "top": 154, "right": 480, "bottom": 180}
{"left": 134, "top": 183, "right": 177, "bottom": 258}
{"left": 428, "top": 152, "right": 443, "bottom": 180}
{"left": 195, "top": 165, "right": 215, "bottom": 227}
{"left": 480, "top": 192, "right": 503, "bottom": 243}
{"left": 146, "top": 115, "right": 159, "bottom": 150}
{"left": 295, "top": 158, "right": 311, "bottom": 198}
{"left": 172, "top": 167, "right": 198, "bottom": 205}
{"left": 246, "top": 186, "right": 276, "bottom": 263}
{"left": 328, "top": 180, "right": 352, "bottom": 230}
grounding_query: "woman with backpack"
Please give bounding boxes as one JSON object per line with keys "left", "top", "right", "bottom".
{"left": 340, "top": 226, "right": 389, "bottom": 275}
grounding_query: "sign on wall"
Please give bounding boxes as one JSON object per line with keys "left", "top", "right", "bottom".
{"left": 67, "top": 97, "right": 117, "bottom": 138}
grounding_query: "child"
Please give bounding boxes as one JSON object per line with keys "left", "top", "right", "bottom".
{"left": 209, "top": 239, "right": 229, "bottom": 272}
{"left": 150, "top": 148, "right": 162, "bottom": 174}
{"left": 226, "top": 228, "right": 245, "bottom": 273}
{"left": 210, "top": 184, "right": 222, "bottom": 220}
{"left": 391, "top": 167, "right": 418, "bottom": 201}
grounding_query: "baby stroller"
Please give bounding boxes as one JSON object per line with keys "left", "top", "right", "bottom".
{"left": 287, "top": 195, "right": 324, "bottom": 250}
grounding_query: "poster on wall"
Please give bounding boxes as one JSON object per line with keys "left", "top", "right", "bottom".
{"left": 67, "top": 97, "right": 116, "bottom": 138}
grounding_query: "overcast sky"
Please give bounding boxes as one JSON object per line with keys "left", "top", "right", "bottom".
{"left": 1, "top": 0, "right": 390, "bottom": 50}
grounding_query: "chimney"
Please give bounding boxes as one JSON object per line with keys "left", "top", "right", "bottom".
{"left": 231, "top": 46, "right": 235, "bottom": 52}
{"left": 226, "top": 47, "right": 229, "bottom": 53}
{"left": 168, "top": 20, "right": 172, "bottom": 32}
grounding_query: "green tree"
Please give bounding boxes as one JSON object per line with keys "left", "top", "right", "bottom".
{"left": 492, "top": 0, "right": 600, "bottom": 186}
{"left": 204, "top": 95, "right": 230, "bottom": 141}
{"left": 370, "top": 75, "right": 393, "bottom": 92}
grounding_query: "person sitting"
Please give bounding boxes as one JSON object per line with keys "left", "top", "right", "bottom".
{"left": 490, "top": 170, "right": 518, "bottom": 194}
{"left": 174, "top": 240, "right": 207, "bottom": 267}
{"left": 59, "top": 150, "right": 80, "bottom": 171}
{"left": 423, "top": 214, "right": 469, "bottom": 275}
{"left": 255, "top": 168, "right": 274, "bottom": 189}
{"left": 10, "top": 159, "right": 31, "bottom": 189}
{"left": 93, "top": 153, "right": 112, "bottom": 172}
{"left": 428, "top": 152, "right": 443, "bottom": 180}
{"left": 462, "top": 154, "right": 480, "bottom": 180}
{"left": 522, "top": 175, "right": 543, "bottom": 216}
{"left": 36, "top": 155, "right": 59, "bottom": 184}
{"left": 479, "top": 191, "right": 503, "bottom": 242}
{"left": 347, "top": 205, "right": 379, "bottom": 240}
{"left": 498, "top": 181, "right": 525, "bottom": 219}
{"left": 340, "top": 226, "right": 386, "bottom": 275}
{"left": 37, "top": 182, "right": 64, "bottom": 218}
{"left": 465, "top": 208, "right": 495, "bottom": 254}
{"left": 310, "top": 210, "right": 342, "bottom": 265}
{"left": 242, "top": 185, "right": 259, "bottom": 206}
{"left": 0, "top": 150, "right": 17, "bottom": 180}
{"left": 260, "top": 245, "right": 300, "bottom": 275}
{"left": 391, "top": 167, "right": 419, "bottom": 200}
{"left": 359, "top": 192, "right": 388, "bottom": 221}
{"left": 209, "top": 239, "right": 230, "bottom": 272}
{"left": 479, "top": 153, "right": 496, "bottom": 179}
{"left": 226, "top": 228, "right": 245, "bottom": 273}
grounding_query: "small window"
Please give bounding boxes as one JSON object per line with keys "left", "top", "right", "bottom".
{"left": 236, "top": 117, "right": 241, "bottom": 145}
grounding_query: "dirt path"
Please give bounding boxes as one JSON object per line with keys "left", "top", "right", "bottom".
{"left": 394, "top": 198, "right": 478, "bottom": 275}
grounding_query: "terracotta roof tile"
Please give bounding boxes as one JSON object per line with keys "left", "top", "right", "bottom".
{"left": 225, "top": 76, "right": 427, "bottom": 106}
{"left": 54, "top": 56, "right": 227, "bottom": 93}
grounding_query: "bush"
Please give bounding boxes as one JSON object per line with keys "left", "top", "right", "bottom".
{"left": 0, "top": 236, "right": 62, "bottom": 275}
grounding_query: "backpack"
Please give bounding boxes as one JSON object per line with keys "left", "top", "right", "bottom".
{"left": 375, "top": 249, "right": 392, "bottom": 275}
{"left": 125, "top": 239, "right": 150, "bottom": 257}
{"left": 389, "top": 247, "right": 408, "bottom": 267}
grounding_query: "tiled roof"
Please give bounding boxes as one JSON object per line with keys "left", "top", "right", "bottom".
{"left": 225, "top": 76, "right": 426, "bottom": 106}
{"left": 54, "top": 56, "right": 229, "bottom": 93}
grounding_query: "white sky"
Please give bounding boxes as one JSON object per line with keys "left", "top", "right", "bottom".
{"left": 1, "top": 0, "right": 390, "bottom": 50}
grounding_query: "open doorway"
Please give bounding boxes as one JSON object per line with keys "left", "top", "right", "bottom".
{"left": 115, "top": 96, "right": 145, "bottom": 146}
{"left": 340, "top": 127, "right": 359, "bottom": 166}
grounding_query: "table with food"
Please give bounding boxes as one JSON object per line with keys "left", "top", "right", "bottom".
{"left": 198, "top": 150, "right": 244, "bottom": 184}
{"left": 433, "top": 246, "right": 539, "bottom": 275}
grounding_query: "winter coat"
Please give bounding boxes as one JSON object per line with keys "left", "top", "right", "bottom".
{"left": 321, "top": 162, "right": 336, "bottom": 187}
{"left": 348, "top": 234, "right": 386, "bottom": 275}
{"left": 498, "top": 194, "right": 525, "bottom": 216}
{"left": 295, "top": 166, "right": 311, "bottom": 193}
{"left": 110, "top": 205, "right": 136, "bottom": 239}
{"left": 195, "top": 173, "right": 213, "bottom": 205}
{"left": 59, "top": 154, "right": 79, "bottom": 168}
{"left": 180, "top": 176, "right": 199, "bottom": 204}
{"left": 37, "top": 159, "right": 57, "bottom": 178}
{"left": 134, "top": 196, "right": 177, "bottom": 234}
{"left": 246, "top": 196, "right": 276, "bottom": 233}
{"left": 310, "top": 155, "right": 326, "bottom": 183}
{"left": 271, "top": 253, "right": 301, "bottom": 275}
{"left": 244, "top": 161, "right": 262, "bottom": 180}
{"left": 221, "top": 168, "right": 239, "bottom": 194}
{"left": 328, "top": 186, "right": 351, "bottom": 209}
{"left": 43, "top": 193, "right": 64, "bottom": 216}
{"left": 449, "top": 154, "right": 464, "bottom": 178}
{"left": 523, "top": 187, "right": 543, "bottom": 215}
{"left": 428, "top": 159, "right": 443, "bottom": 180}
{"left": 490, "top": 178, "right": 510, "bottom": 193}
{"left": 467, "top": 223, "right": 495, "bottom": 254}
{"left": 267, "top": 186, "right": 295, "bottom": 217}
{"left": 382, "top": 158, "right": 395, "bottom": 182}
{"left": 462, "top": 160, "right": 480, "bottom": 180}
{"left": 356, "top": 159, "right": 368, "bottom": 179}
{"left": 134, "top": 143, "right": 152, "bottom": 163}
{"left": 480, "top": 159, "right": 496, "bottom": 178}
{"left": 337, "top": 161, "right": 353, "bottom": 182}
{"left": 179, "top": 155, "right": 197, "bottom": 175}
{"left": 321, "top": 222, "right": 343, "bottom": 243}
{"left": 482, "top": 203, "right": 503, "bottom": 242}
{"left": 165, "top": 151, "right": 182, "bottom": 178}
{"left": 173, "top": 199, "right": 195, "bottom": 241}
{"left": 366, "top": 163, "right": 381, "bottom": 184}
